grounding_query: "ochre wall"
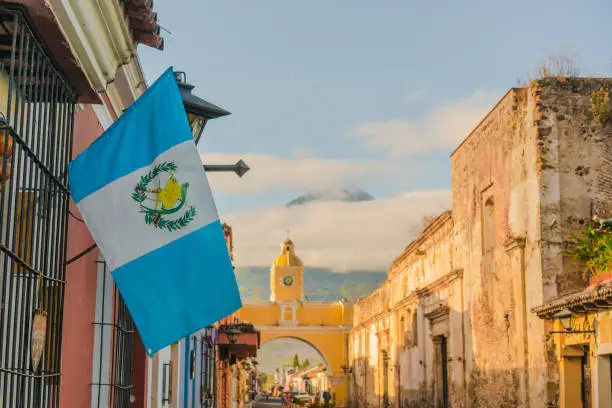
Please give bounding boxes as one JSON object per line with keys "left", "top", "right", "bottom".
{"left": 272, "top": 264, "right": 304, "bottom": 301}
{"left": 260, "top": 330, "right": 350, "bottom": 407}
{"left": 236, "top": 298, "right": 352, "bottom": 407}
{"left": 237, "top": 302, "right": 351, "bottom": 326}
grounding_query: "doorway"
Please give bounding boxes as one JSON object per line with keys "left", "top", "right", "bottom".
{"left": 561, "top": 345, "right": 591, "bottom": 408}
{"left": 581, "top": 346, "right": 591, "bottom": 408}
{"left": 434, "top": 336, "right": 449, "bottom": 408}
{"left": 381, "top": 350, "right": 390, "bottom": 408}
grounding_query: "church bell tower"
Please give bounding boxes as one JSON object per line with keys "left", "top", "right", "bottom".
{"left": 270, "top": 238, "right": 305, "bottom": 302}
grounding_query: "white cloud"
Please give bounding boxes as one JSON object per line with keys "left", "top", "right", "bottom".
{"left": 224, "top": 189, "right": 451, "bottom": 271}
{"left": 201, "top": 152, "right": 395, "bottom": 195}
{"left": 350, "top": 89, "right": 501, "bottom": 156}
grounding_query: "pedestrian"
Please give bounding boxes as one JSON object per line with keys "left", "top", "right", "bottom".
{"left": 284, "top": 392, "right": 292, "bottom": 408}
{"left": 322, "top": 391, "right": 331, "bottom": 408}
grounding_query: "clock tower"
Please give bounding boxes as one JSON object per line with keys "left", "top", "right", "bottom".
{"left": 270, "top": 238, "right": 304, "bottom": 302}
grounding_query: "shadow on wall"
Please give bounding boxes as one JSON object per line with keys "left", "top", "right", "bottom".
{"left": 349, "top": 304, "right": 553, "bottom": 408}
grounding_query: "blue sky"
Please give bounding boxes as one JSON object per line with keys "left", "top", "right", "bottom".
{"left": 138, "top": 1, "right": 612, "bottom": 269}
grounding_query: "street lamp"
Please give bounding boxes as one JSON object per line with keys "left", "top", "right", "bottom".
{"left": 174, "top": 71, "right": 250, "bottom": 178}
{"left": 554, "top": 309, "right": 573, "bottom": 331}
{"left": 549, "top": 308, "right": 595, "bottom": 334}
{"left": 174, "top": 71, "right": 230, "bottom": 143}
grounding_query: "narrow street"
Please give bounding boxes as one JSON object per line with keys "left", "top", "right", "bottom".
{"left": 252, "top": 397, "right": 283, "bottom": 408}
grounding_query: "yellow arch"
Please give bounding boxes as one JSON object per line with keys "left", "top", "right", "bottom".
{"left": 259, "top": 335, "right": 334, "bottom": 376}
{"left": 235, "top": 301, "right": 352, "bottom": 407}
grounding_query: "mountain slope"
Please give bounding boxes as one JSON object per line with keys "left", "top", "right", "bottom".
{"left": 234, "top": 266, "right": 386, "bottom": 302}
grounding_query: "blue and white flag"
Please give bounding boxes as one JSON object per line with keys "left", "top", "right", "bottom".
{"left": 68, "top": 68, "right": 241, "bottom": 355}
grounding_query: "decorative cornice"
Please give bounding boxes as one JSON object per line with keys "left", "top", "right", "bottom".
{"left": 255, "top": 325, "right": 352, "bottom": 333}
{"left": 352, "top": 269, "right": 463, "bottom": 331}
{"left": 424, "top": 306, "right": 450, "bottom": 321}
{"left": 388, "top": 211, "right": 453, "bottom": 275}
{"left": 414, "top": 268, "right": 463, "bottom": 298}
{"left": 48, "top": 0, "right": 151, "bottom": 94}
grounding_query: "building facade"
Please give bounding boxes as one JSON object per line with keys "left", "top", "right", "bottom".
{"left": 349, "top": 78, "right": 612, "bottom": 408}
{"left": 533, "top": 274, "right": 612, "bottom": 408}
{"left": 0, "top": 1, "right": 163, "bottom": 407}
{"left": 234, "top": 238, "right": 353, "bottom": 407}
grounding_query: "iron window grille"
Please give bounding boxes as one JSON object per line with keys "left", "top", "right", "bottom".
{"left": 200, "top": 326, "right": 217, "bottom": 407}
{"left": 91, "top": 259, "right": 135, "bottom": 408}
{"left": 0, "top": 4, "right": 76, "bottom": 408}
{"left": 161, "top": 361, "right": 173, "bottom": 405}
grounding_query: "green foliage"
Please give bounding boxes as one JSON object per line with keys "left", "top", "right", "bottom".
{"left": 338, "top": 281, "right": 377, "bottom": 301}
{"left": 258, "top": 372, "right": 269, "bottom": 389}
{"left": 564, "top": 224, "right": 612, "bottom": 277}
{"left": 142, "top": 205, "right": 196, "bottom": 232}
{"left": 301, "top": 358, "right": 310, "bottom": 368}
{"left": 233, "top": 267, "right": 386, "bottom": 302}
{"left": 292, "top": 353, "right": 300, "bottom": 368}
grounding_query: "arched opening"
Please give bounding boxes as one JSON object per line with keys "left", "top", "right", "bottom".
{"left": 258, "top": 337, "right": 332, "bottom": 397}
{"left": 482, "top": 197, "right": 495, "bottom": 255}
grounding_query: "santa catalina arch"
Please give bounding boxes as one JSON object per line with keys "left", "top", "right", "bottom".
{"left": 234, "top": 239, "right": 352, "bottom": 407}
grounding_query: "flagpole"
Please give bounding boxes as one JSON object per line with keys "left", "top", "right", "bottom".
{"left": 65, "top": 161, "right": 250, "bottom": 266}
{"left": 203, "top": 160, "right": 250, "bottom": 178}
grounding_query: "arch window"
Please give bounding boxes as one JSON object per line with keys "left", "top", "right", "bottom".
{"left": 399, "top": 315, "right": 407, "bottom": 347}
{"left": 482, "top": 197, "right": 495, "bottom": 255}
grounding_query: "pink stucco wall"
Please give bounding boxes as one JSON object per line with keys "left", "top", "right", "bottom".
{"left": 59, "top": 104, "right": 105, "bottom": 408}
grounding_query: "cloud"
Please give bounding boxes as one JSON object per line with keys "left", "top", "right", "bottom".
{"left": 201, "top": 152, "right": 395, "bottom": 195}
{"left": 350, "top": 89, "right": 501, "bottom": 156}
{"left": 224, "top": 189, "right": 451, "bottom": 271}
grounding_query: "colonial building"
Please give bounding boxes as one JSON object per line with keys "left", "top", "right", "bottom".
{"left": 235, "top": 238, "right": 353, "bottom": 407}
{"left": 0, "top": 1, "right": 164, "bottom": 407}
{"left": 533, "top": 273, "right": 612, "bottom": 408}
{"left": 286, "top": 363, "right": 329, "bottom": 395}
{"left": 349, "top": 78, "right": 612, "bottom": 408}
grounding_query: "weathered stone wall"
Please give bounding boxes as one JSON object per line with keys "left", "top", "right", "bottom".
{"left": 351, "top": 214, "right": 459, "bottom": 408}
{"left": 349, "top": 77, "right": 612, "bottom": 408}
{"left": 451, "top": 88, "right": 534, "bottom": 408}
{"left": 451, "top": 78, "right": 612, "bottom": 408}
{"left": 534, "top": 78, "right": 612, "bottom": 407}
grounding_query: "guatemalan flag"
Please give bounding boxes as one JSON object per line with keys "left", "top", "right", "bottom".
{"left": 68, "top": 68, "right": 242, "bottom": 355}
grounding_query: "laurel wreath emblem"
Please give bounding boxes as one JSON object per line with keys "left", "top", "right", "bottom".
{"left": 131, "top": 161, "right": 196, "bottom": 232}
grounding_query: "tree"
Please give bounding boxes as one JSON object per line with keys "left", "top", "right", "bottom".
{"left": 292, "top": 353, "right": 300, "bottom": 368}
{"left": 301, "top": 358, "right": 310, "bottom": 368}
{"left": 258, "top": 372, "right": 269, "bottom": 390}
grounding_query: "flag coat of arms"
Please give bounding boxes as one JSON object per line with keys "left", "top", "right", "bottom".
{"left": 68, "top": 68, "right": 241, "bottom": 355}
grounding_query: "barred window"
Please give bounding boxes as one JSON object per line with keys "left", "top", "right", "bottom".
{"left": 0, "top": 5, "right": 76, "bottom": 407}
{"left": 91, "top": 258, "right": 135, "bottom": 407}
{"left": 200, "top": 326, "right": 217, "bottom": 407}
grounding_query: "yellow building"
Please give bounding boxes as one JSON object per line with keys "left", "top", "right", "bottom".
{"left": 533, "top": 277, "right": 612, "bottom": 408}
{"left": 234, "top": 239, "right": 353, "bottom": 407}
